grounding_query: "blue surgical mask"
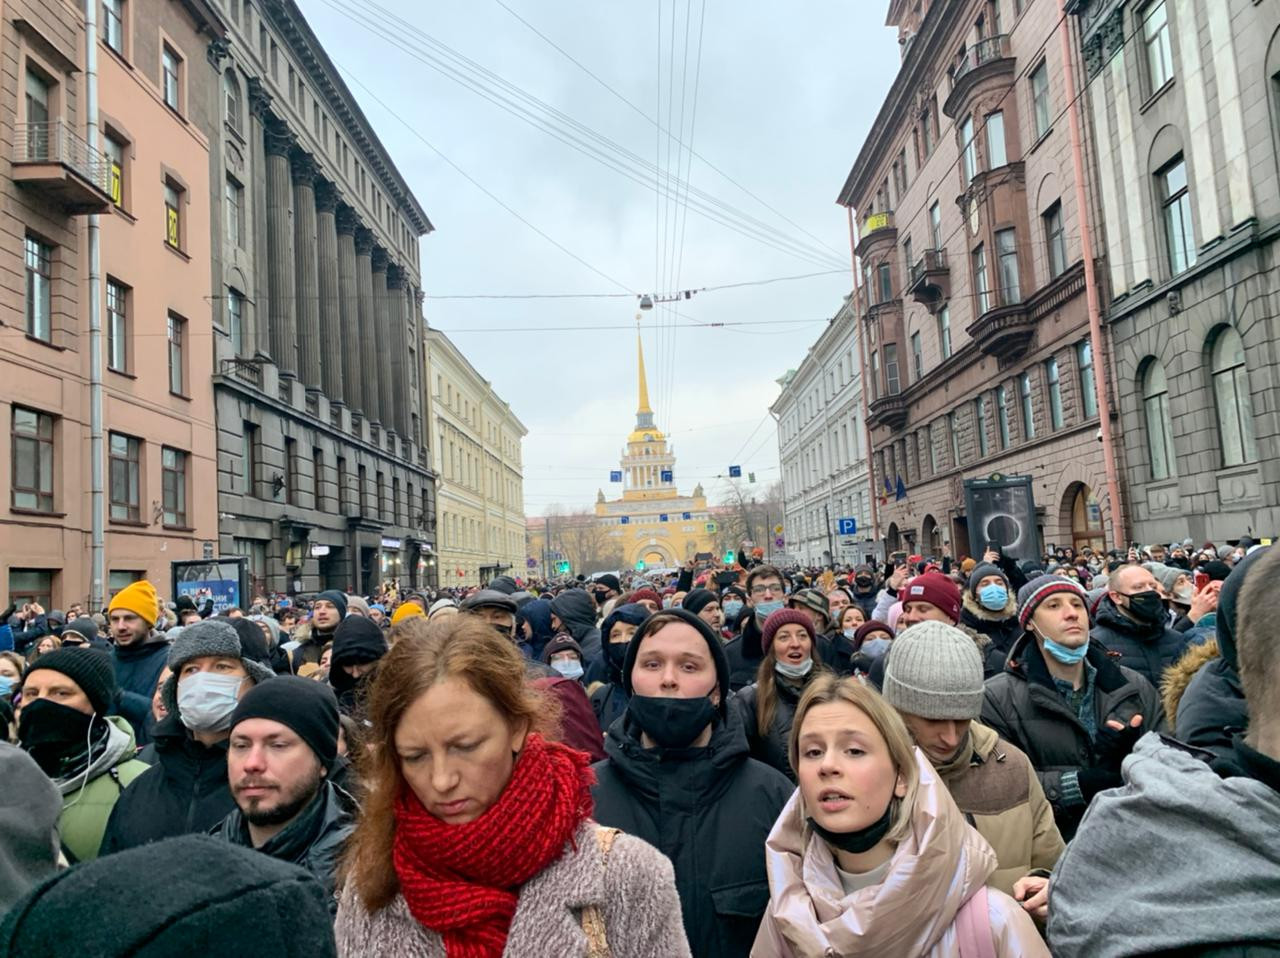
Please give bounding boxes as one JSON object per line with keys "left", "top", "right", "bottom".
{"left": 0, "top": 675, "right": 13, "bottom": 697}
{"left": 842, "top": 628, "right": 857, "bottom": 640}
{"left": 722, "top": 600, "right": 743, "bottom": 620}
{"left": 551, "top": 659, "right": 584, "bottom": 680}
{"left": 177, "top": 671, "right": 246, "bottom": 732}
{"left": 978, "top": 583, "right": 1008, "bottom": 612}
{"left": 860, "top": 637, "right": 892, "bottom": 658}
{"left": 1043, "top": 637, "right": 1089, "bottom": 665}
{"left": 754, "top": 599, "right": 785, "bottom": 622}
{"left": 774, "top": 658, "right": 813, "bottom": 680}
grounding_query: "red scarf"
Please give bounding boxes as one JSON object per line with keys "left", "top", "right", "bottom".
{"left": 392, "top": 734, "right": 595, "bottom": 958}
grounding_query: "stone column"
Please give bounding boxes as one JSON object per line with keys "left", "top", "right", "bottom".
{"left": 264, "top": 120, "right": 297, "bottom": 377}
{"left": 315, "top": 180, "right": 343, "bottom": 403}
{"left": 354, "top": 229, "right": 380, "bottom": 425}
{"left": 371, "top": 247, "right": 395, "bottom": 437}
{"left": 414, "top": 287, "right": 428, "bottom": 453}
{"left": 336, "top": 207, "right": 362, "bottom": 417}
{"left": 386, "top": 265, "right": 410, "bottom": 438}
{"left": 291, "top": 150, "right": 322, "bottom": 391}
{"left": 248, "top": 81, "right": 273, "bottom": 360}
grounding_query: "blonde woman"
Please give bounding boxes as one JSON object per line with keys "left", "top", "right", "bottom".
{"left": 753, "top": 674, "right": 1049, "bottom": 956}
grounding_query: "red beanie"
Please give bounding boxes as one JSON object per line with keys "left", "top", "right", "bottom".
{"left": 761, "top": 608, "right": 815, "bottom": 654}
{"left": 629, "top": 588, "right": 662, "bottom": 607}
{"left": 901, "top": 571, "right": 961, "bottom": 624}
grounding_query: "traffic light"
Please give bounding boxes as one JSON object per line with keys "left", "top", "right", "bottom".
{"left": 724, "top": 550, "right": 736, "bottom": 564}
{"left": 635, "top": 560, "right": 646, "bottom": 571}
{"left": 556, "top": 560, "right": 571, "bottom": 574}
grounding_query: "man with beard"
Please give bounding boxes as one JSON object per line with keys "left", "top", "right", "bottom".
{"left": 106, "top": 580, "right": 168, "bottom": 744}
{"left": 213, "top": 677, "right": 355, "bottom": 910}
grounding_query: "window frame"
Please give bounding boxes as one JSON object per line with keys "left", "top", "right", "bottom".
{"left": 996, "top": 385, "right": 1011, "bottom": 448}
{"left": 1077, "top": 341, "right": 1098, "bottom": 418}
{"left": 986, "top": 110, "right": 1007, "bottom": 168}
{"left": 161, "top": 43, "right": 182, "bottom": 113}
{"left": 164, "top": 181, "right": 183, "bottom": 250}
{"left": 974, "top": 397, "right": 989, "bottom": 457}
{"left": 1030, "top": 61, "right": 1051, "bottom": 138}
{"left": 1141, "top": 0, "right": 1174, "bottom": 94}
{"left": 960, "top": 116, "right": 977, "bottom": 183}
{"left": 1045, "top": 357, "right": 1064, "bottom": 430}
{"left": 996, "top": 228, "right": 1020, "bottom": 304}
{"left": 1044, "top": 201, "right": 1067, "bottom": 279}
{"left": 25, "top": 234, "right": 54, "bottom": 343}
{"left": 1209, "top": 327, "right": 1258, "bottom": 467}
{"left": 227, "top": 288, "right": 244, "bottom": 357}
{"left": 1159, "top": 155, "right": 1196, "bottom": 276}
{"left": 11, "top": 406, "right": 55, "bottom": 513}
{"left": 108, "top": 431, "right": 141, "bottom": 522}
{"left": 102, "top": 0, "right": 125, "bottom": 56}
{"left": 161, "top": 446, "right": 188, "bottom": 526}
{"left": 167, "top": 312, "right": 186, "bottom": 396}
{"left": 937, "top": 304, "right": 952, "bottom": 359}
{"left": 107, "top": 277, "right": 129, "bottom": 373}
{"left": 1019, "top": 372, "right": 1036, "bottom": 439}
{"left": 973, "top": 244, "right": 991, "bottom": 314}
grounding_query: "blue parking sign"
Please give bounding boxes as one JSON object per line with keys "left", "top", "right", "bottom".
{"left": 610, "top": 470, "right": 623, "bottom": 482}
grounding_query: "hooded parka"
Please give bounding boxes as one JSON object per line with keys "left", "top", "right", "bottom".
{"left": 960, "top": 590, "right": 1020, "bottom": 674}
{"left": 591, "top": 706, "right": 792, "bottom": 958}
{"left": 51, "top": 716, "right": 150, "bottom": 863}
{"left": 1089, "top": 595, "right": 1190, "bottom": 687}
{"left": 752, "top": 749, "right": 1049, "bottom": 956}
{"left": 549, "top": 590, "right": 603, "bottom": 665}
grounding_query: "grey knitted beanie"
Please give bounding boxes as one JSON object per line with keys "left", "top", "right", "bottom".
{"left": 880, "top": 621, "right": 984, "bottom": 720}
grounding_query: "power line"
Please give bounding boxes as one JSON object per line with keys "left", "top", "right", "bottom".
{"left": 430, "top": 317, "right": 829, "bottom": 333}
{"left": 423, "top": 267, "right": 847, "bottom": 300}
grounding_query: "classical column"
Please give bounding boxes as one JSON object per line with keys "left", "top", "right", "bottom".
{"left": 354, "top": 229, "right": 380, "bottom": 425}
{"left": 386, "top": 265, "right": 410, "bottom": 438}
{"left": 315, "top": 180, "right": 343, "bottom": 403}
{"left": 264, "top": 120, "right": 297, "bottom": 377}
{"left": 414, "top": 287, "right": 428, "bottom": 452}
{"left": 247, "top": 81, "right": 273, "bottom": 360}
{"left": 336, "top": 207, "right": 362, "bottom": 416}
{"left": 291, "top": 150, "right": 322, "bottom": 391}
{"left": 371, "top": 247, "right": 395, "bottom": 436}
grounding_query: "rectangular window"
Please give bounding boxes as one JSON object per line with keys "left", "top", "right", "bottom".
{"left": 284, "top": 437, "right": 297, "bottom": 505}
{"left": 937, "top": 304, "right": 952, "bottom": 359}
{"left": 884, "top": 343, "right": 901, "bottom": 396}
{"left": 25, "top": 235, "right": 53, "bottom": 342}
{"left": 1045, "top": 357, "right": 1064, "bottom": 429}
{"left": 1020, "top": 372, "right": 1036, "bottom": 439}
{"left": 167, "top": 313, "right": 185, "bottom": 395}
{"left": 877, "top": 263, "right": 893, "bottom": 303}
{"left": 103, "top": 0, "right": 124, "bottom": 54}
{"left": 337, "top": 456, "right": 349, "bottom": 513}
{"left": 1143, "top": 0, "right": 1174, "bottom": 91}
{"left": 960, "top": 116, "right": 977, "bottom": 183}
{"left": 164, "top": 182, "right": 182, "bottom": 249}
{"left": 929, "top": 201, "right": 942, "bottom": 249}
{"left": 948, "top": 411, "right": 961, "bottom": 465}
{"left": 107, "top": 278, "right": 128, "bottom": 372}
{"left": 108, "top": 432, "right": 140, "bottom": 521}
{"left": 242, "top": 422, "right": 258, "bottom": 495}
{"left": 975, "top": 397, "right": 989, "bottom": 456}
{"left": 313, "top": 447, "right": 324, "bottom": 505}
{"left": 25, "top": 68, "right": 50, "bottom": 127}
{"left": 1160, "top": 156, "right": 1196, "bottom": 275}
{"left": 103, "top": 134, "right": 125, "bottom": 207}
{"left": 1044, "top": 202, "right": 1066, "bottom": 278}
{"left": 1077, "top": 341, "right": 1098, "bottom": 418}
{"left": 162, "top": 44, "right": 181, "bottom": 112}
{"left": 12, "top": 407, "right": 54, "bottom": 512}
{"left": 997, "top": 228, "right": 1020, "bottom": 303}
{"left": 870, "top": 351, "right": 880, "bottom": 400}
{"left": 9, "top": 569, "right": 53, "bottom": 609}
{"left": 927, "top": 424, "right": 938, "bottom": 474}
{"left": 996, "top": 386, "right": 1011, "bottom": 448}
{"left": 973, "top": 244, "right": 991, "bottom": 314}
{"left": 161, "top": 446, "right": 187, "bottom": 526}
{"left": 903, "top": 236, "right": 914, "bottom": 279}
{"left": 911, "top": 331, "right": 923, "bottom": 382}
{"left": 227, "top": 288, "right": 244, "bottom": 356}
{"left": 986, "top": 111, "right": 1007, "bottom": 168}
{"left": 1031, "top": 62, "right": 1050, "bottom": 138}
{"left": 225, "top": 175, "right": 244, "bottom": 248}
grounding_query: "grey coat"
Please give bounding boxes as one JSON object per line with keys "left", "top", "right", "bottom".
{"left": 334, "top": 821, "right": 690, "bottom": 957}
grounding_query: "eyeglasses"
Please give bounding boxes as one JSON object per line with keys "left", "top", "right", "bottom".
{"left": 750, "top": 583, "right": 782, "bottom": 597}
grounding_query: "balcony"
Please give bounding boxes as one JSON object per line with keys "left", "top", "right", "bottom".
{"left": 907, "top": 249, "right": 950, "bottom": 308}
{"left": 856, "top": 210, "right": 897, "bottom": 259}
{"left": 965, "top": 291, "right": 1033, "bottom": 363}
{"left": 944, "top": 35, "right": 1015, "bottom": 119}
{"left": 867, "top": 392, "right": 908, "bottom": 431}
{"left": 12, "top": 120, "right": 113, "bottom": 214}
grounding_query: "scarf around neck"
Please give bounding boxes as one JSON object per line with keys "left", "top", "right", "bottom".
{"left": 392, "top": 733, "right": 595, "bottom": 958}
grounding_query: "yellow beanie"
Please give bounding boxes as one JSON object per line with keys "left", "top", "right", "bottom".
{"left": 108, "top": 579, "right": 159, "bottom": 626}
{"left": 390, "top": 601, "right": 424, "bottom": 625}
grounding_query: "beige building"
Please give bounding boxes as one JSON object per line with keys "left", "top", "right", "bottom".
{"left": 0, "top": 0, "right": 224, "bottom": 608}
{"left": 425, "top": 328, "right": 526, "bottom": 587}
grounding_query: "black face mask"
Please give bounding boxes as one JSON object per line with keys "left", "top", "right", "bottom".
{"left": 18, "top": 698, "right": 97, "bottom": 777}
{"left": 605, "top": 639, "right": 629, "bottom": 672}
{"left": 855, "top": 577, "right": 872, "bottom": 589}
{"left": 1124, "top": 590, "right": 1167, "bottom": 625}
{"left": 627, "top": 695, "right": 717, "bottom": 749}
{"left": 807, "top": 799, "right": 894, "bottom": 855}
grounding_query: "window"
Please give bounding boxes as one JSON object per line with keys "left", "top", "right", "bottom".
{"left": 948, "top": 411, "right": 961, "bottom": 464}
{"left": 227, "top": 288, "right": 244, "bottom": 356}
{"left": 996, "top": 228, "right": 1020, "bottom": 303}
{"left": 161, "top": 447, "right": 187, "bottom": 526}
{"left": 1140, "top": 360, "right": 1176, "bottom": 479}
{"left": 1143, "top": 0, "right": 1174, "bottom": 92}
{"left": 1044, "top": 202, "right": 1066, "bottom": 279}
{"left": 1210, "top": 328, "right": 1258, "bottom": 466}
{"left": 107, "top": 279, "right": 128, "bottom": 372}
{"left": 927, "top": 424, "right": 938, "bottom": 474}
{"left": 1020, "top": 372, "right": 1036, "bottom": 439}
{"left": 164, "top": 182, "right": 182, "bottom": 249}
{"left": 225, "top": 174, "right": 244, "bottom": 248}
{"left": 884, "top": 343, "right": 901, "bottom": 395}
{"left": 12, "top": 407, "right": 54, "bottom": 512}
{"left": 986, "top": 111, "right": 1007, "bottom": 168}
{"left": 996, "top": 386, "right": 1011, "bottom": 448}
{"left": 25, "top": 235, "right": 53, "bottom": 342}
{"left": 284, "top": 437, "right": 297, "bottom": 504}
{"left": 103, "top": 134, "right": 124, "bottom": 207}
{"left": 1159, "top": 156, "right": 1195, "bottom": 275}
{"left": 1045, "top": 357, "right": 1064, "bottom": 429}
{"left": 974, "top": 397, "right": 989, "bottom": 456}
{"left": 937, "top": 304, "right": 952, "bottom": 359}
{"left": 109, "top": 432, "right": 140, "bottom": 521}
{"left": 242, "top": 422, "right": 258, "bottom": 495}
{"left": 973, "top": 244, "right": 991, "bottom": 314}
{"left": 103, "top": 0, "right": 124, "bottom": 54}
{"left": 9, "top": 570, "right": 53, "bottom": 609}
{"left": 313, "top": 447, "right": 324, "bottom": 505}
{"left": 224, "top": 70, "right": 242, "bottom": 134}
{"left": 960, "top": 116, "right": 977, "bottom": 183}
{"left": 929, "top": 201, "right": 942, "bottom": 249}
{"left": 911, "top": 331, "right": 923, "bottom": 381}
{"left": 337, "top": 456, "right": 349, "bottom": 512}
{"left": 870, "top": 351, "right": 880, "bottom": 400}
{"left": 1031, "top": 62, "right": 1050, "bottom": 138}
{"left": 922, "top": 103, "right": 935, "bottom": 155}
{"left": 877, "top": 263, "right": 893, "bottom": 303}
{"left": 161, "top": 44, "right": 181, "bottom": 112}
{"left": 167, "top": 313, "right": 185, "bottom": 395}
{"left": 903, "top": 236, "right": 914, "bottom": 278}
{"left": 25, "top": 68, "right": 50, "bottom": 127}
{"left": 1077, "top": 341, "right": 1097, "bottom": 418}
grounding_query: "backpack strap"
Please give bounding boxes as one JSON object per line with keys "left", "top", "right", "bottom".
{"left": 579, "top": 827, "right": 620, "bottom": 958}
{"left": 955, "top": 885, "right": 997, "bottom": 958}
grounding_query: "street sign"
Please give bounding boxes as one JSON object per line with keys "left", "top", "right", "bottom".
{"left": 774, "top": 524, "right": 784, "bottom": 535}
{"left": 202, "top": 540, "right": 214, "bottom": 560}
{"left": 682, "top": 512, "right": 692, "bottom": 520}
{"left": 526, "top": 557, "right": 537, "bottom": 569}
{"left": 728, "top": 465, "right": 742, "bottom": 478}
{"left": 610, "top": 470, "right": 623, "bottom": 482}
{"left": 775, "top": 536, "right": 785, "bottom": 548}
{"left": 620, "top": 516, "right": 630, "bottom": 524}
{"left": 836, "top": 517, "right": 858, "bottom": 536}
{"left": 661, "top": 469, "right": 673, "bottom": 482}
{"left": 705, "top": 521, "right": 717, "bottom": 533}
{"left": 659, "top": 513, "right": 669, "bottom": 522}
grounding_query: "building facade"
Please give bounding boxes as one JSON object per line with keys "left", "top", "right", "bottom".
{"left": 837, "top": 0, "right": 1111, "bottom": 559}
{"left": 0, "top": 0, "right": 224, "bottom": 608}
{"left": 207, "top": 0, "right": 436, "bottom": 596}
{"left": 1070, "top": 0, "right": 1280, "bottom": 544}
{"left": 425, "top": 328, "right": 526, "bottom": 587}
{"left": 772, "top": 296, "right": 872, "bottom": 566}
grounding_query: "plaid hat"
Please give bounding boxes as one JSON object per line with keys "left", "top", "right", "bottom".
{"left": 162, "top": 619, "right": 274, "bottom": 714}
{"left": 1017, "top": 575, "right": 1088, "bottom": 628}
{"left": 787, "top": 589, "right": 830, "bottom": 624}
{"left": 23, "top": 648, "right": 116, "bottom": 716}
{"left": 900, "top": 572, "right": 961, "bottom": 624}
{"left": 761, "top": 608, "right": 815, "bottom": 654}
{"left": 881, "top": 621, "right": 985, "bottom": 720}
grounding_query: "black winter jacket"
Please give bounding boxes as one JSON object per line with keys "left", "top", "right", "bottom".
{"left": 98, "top": 714, "right": 236, "bottom": 855}
{"left": 111, "top": 637, "right": 170, "bottom": 746}
{"left": 549, "top": 590, "right": 603, "bottom": 665}
{"left": 981, "top": 631, "right": 1165, "bottom": 840}
{"left": 1089, "top": 596, "right": 1190, "bottom": 688}
{"left": 211, "top": 781, "right": 356, "bottom": 912}
{"left": 960, "top": 591, "right": 1020, "bottom": 672}
{"left": 733, "top": 671, "right": 816, "bottom": 781}
{"left": 722, "top": 616, "right": 765, "bottom": 692}
{"left": 591, "top": 706, "right": 792, "bottom": 958}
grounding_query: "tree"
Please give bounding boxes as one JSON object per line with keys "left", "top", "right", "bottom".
{"left": 544, "top": 509, "right": 624, "bottom": 576}
{"left": 713, "top": 481, "right": 786, "bottom": 562}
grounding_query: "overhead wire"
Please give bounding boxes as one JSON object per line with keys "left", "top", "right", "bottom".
{"left": 423, "top": 266, "right": 848, "bottom": 300}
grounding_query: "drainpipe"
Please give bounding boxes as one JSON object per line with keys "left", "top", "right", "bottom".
{"left": 847, "top": 206, "right": 880, "bottom": 548}
{"left": 1057, "top": 6, "right": 1127, "bottom": 548}
{"left": 85, "top": 0, "right": 105, "bottom": 610}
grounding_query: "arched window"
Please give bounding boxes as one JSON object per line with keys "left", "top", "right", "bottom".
{"left": 1210, "top": 327, "right": 1258, "bottom": 466}
{"left": 1140, "top": 359, "right": 1177, "bottom": 479}
{"left": 224, "top": 71, "right": 242, "bottom": 135}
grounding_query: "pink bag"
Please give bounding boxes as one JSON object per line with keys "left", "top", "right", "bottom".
{"left": 955, "top": 886, "right": 997, "bottom": 958}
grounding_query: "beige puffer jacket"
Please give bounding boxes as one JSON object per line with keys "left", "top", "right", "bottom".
{"left": 752, "top": 749, "right": 1050, "bottom": 957}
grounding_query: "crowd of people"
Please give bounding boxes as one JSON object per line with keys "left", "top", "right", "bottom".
{"left": 1, "top": 537, "right": 1277, "bottom": 956}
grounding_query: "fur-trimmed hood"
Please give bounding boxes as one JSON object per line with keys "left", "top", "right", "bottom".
{"left": 961, "top": 589, "right": 1017, "bottom": 623}
{"left": 1160, "top": 638, "right": 1219, "bottom": 730}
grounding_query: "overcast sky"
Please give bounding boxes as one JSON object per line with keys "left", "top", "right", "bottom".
{"left": 305, "top": 0, "right": 900, "bottom": 515}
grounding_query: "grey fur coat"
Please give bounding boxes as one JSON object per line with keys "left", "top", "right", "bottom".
{"left": 335, "top": 821, "right": 691, "bottom": 957}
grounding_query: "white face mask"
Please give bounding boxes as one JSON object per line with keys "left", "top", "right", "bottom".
{"left": 177, "top": 671, "right": 244, "bottom": 732}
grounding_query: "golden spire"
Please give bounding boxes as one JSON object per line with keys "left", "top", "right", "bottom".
{"left": 637, "top": 318, "right": 653, "bottom": 416}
